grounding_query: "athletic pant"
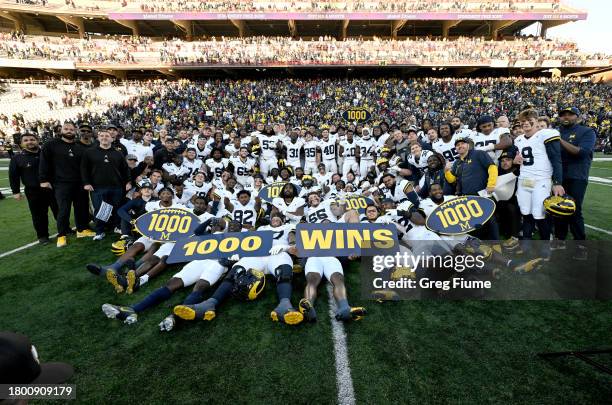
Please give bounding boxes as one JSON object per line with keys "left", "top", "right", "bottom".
{"left": 53, "top": 182, "right": 90, "bottom": 236}
{"left": 25, "top": 187, "right": 58, "bottom": 239}
{"left": 554, "top": 178, "right": 588, "bottom": 241}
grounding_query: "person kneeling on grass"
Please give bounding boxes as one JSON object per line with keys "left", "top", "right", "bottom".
{"left": 101, "top": 220, "right": 235, "bottom": 331}
{"left": 299, "top": 255, "right": 366, "bottom": 323}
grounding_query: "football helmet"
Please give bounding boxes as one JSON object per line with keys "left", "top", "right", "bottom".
{"left": 232, "top": 267, "right": 266, "bottom": 301}
{"left": 543, "top": 195, "right": 576, "bottom": 217}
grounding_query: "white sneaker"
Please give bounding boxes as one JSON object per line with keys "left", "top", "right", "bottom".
{"left": 93, "top": 233, "right": 105, "bottom": 241}
{"left": 159, "top": 315, "right": 176, "bottom": 332}
{"left": 114, "top": 227, "right": 122, "bottom": 234}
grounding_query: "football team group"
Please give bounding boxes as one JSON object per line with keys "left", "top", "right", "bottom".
{"left": 8, "top": 80, "right": 598, "bottom": 331}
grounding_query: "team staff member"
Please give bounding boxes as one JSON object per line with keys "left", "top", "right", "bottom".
{"left": 81, "top": 129, "right": 131, "bottom": 241}
{"left": 444, "top": 137, "right": 499, "bottom": 239}
{"left": 9, "top": 133, "right": 58, "bottom": 244}
{"left": 555, "top": 106, "right": 596, "bottom": 259}
{"left": 39, "top": 121, "right": 95, "bottom": 247}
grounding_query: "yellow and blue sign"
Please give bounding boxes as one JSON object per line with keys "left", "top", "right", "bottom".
{"left": 167, "top": 231, "right": 274, "bottom": 264}
{"left": 425, "top": 196, "right": 496, "bottom": 235}
{"left": 296, "top": 223, "right": 398, "bottom": 257}
{"left": 134, "top": 208, "right": 200, "bottom": 242}
{"left": 342, "top": 107, "right": 372, "bottom": 123}
{"left": 258, "top": 181, "right": 301, "bottom": 203}
{"left": 338, "top": 195, "right": 374, "bottom": 214}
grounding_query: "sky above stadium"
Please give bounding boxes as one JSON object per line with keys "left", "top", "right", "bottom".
{"left": 526, "top": 0, "right": 611, "bottom": 53}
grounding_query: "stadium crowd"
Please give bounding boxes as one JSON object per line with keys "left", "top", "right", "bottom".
{"left": 1, "top": 34, "right": 607, "bottom": 66}
{"left": 5, "top": 75, "right": 606, "bottom": 328}
{"left": 6, "top": 0, "right": 564, "bottom": 13}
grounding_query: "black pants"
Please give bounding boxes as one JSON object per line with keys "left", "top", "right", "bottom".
{"left": 496, "top": 196, "right": 521, "bottom": 238}
{"left": 554, "top": 179, "right": 588, "bottom": 241}
{"left": 53, "top": 182, "right": 90, "bottom": 236}
{"left": 91, "top": 187, "right": 124, "bottom": 234}
{"left": 25, "top": 187, "right": 58, "bottom": 239}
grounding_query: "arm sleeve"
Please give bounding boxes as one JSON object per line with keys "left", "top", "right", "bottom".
{"left": 545, "top": 140, "right": 563, "bottom": 184}
{"left": 487, "top": 165, "right": 498, "bottom": 189}
{"left": 576, "top": 128, "right": 597, "bottom": 159}
{"left": 80, "top": 150, "right": 92, "bottom": 185}
{"left": 444, "top": 169, "right": 456, "bottom": 184}
{"left": 38, "top": 144, "right": 51, "bottom": 183}
{"left": 8, "top": 157, "right": 21, "bottom": 194}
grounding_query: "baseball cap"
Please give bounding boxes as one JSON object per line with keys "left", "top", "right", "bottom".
{"left": 126, "top": 154, "right": 138, "bottom": 161}
{"left": 105, "top": 123, "right": 118, "bottom": 130}
{"left": 454, "top": 137, "right": 470, "bottom": 146}
{"left": 559, "top": 106, "right": 580, "bottom": 115}
{"left": 0, "top": 331, "right": 74, "bottom": 384}
{"left": 79, "top": 123, "right": 93, "bottom": 130}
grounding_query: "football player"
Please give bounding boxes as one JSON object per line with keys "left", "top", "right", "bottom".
{"left": 318, "top": 128, "right": 338, "bottom": 173}
{"left": 182, "top": 147, "right": 203, "bottom": 177}
{"left": 174, "top": 213, "right": 304, "bottom": 325}
{"left": 271, "top": 183, "right": 305, "bottom": 224}
{"left": 356, "top": 128, "right": 377, "bottom": 178}
{"left": 224, "top": 190, "right": 261, "bottom": 230}
{"left": 299, "top": 256, "right": 366, "bottom": 323}
{"left": 303, "top": 132, "right": 320, "bottom": 174}
{"left": 254, "top": 128, "right": 281, "bottom": 177}
{"left": 284, "top": 129, "right": 304, "bottom": 169}
{"left": 513, "top": 109, "right": 565, "bottom": 242}
{"left": 204, "top": 148, "right": 229, "bottom": 182}
{"left": 471, "top": 115, "right": 512, "bottom": 160}
{"left": 339, "top": 130, "right": 360, "bottom": 177}
{"left": 101, "top": 219, "right": 234, "bottom": 330}
{"left": 228, "top": 146, "right": 256, "bottom": 187}
{"left": 432, "top": 122, "right": 459, "bottom": 163}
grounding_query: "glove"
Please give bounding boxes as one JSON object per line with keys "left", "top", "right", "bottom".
{"left": 269, "top": 245, "right": 289, "bottom": 255}
{"left": 229, "top": 254, "right": 240, "bottom": 261}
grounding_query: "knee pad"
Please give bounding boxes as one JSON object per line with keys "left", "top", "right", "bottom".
{"left": 275, "top": 264, "right": 293, "bottom": 284}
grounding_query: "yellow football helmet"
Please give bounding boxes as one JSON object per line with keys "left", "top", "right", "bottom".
{"left": 544, "top": 195, "right": 576, "bottom": 217}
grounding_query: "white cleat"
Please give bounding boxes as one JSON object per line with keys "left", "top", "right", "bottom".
{"left": 159, "top": 315, "right": 176, "bottom": 332}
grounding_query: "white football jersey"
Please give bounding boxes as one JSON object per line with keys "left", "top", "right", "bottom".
{"left": 303, "top": 140, "right": 319, "bottom": 162}
{"left": 230, "top": 200, "right": 258, "bottom": 227}
{"left": 229, "top": 156, "right": 256, "bottom": 180}
{"left": 471, "top": 127, "right": 510, "bottom": 160}
{"left": 258, "top": 223, "right": 294, "bottom": 246}
{"left": 271, "top": 196, "right": 305, "bottom": 223}
{"left": 514, "top": 129, "right": 560, "bottom": 181}
{"left": 162, "top": 162, "right": 190, "bottom": 178}
{"left": 205, "top": 158, "right": 229, "bottom": 179}
{"left": 304, "top": 199, "right": 340, "bottom": 224}
{"left": 356, "top": 138, "right": 376, "bottom": 160}
{"left": 432, "top": 137, "right": 459, "bottom": 163}
{"left": 182, "top": 158, "right": 203, "bottom": 177}
{"left": 339, "top": 139, "right": 358, "bottom": 159}
{"left": 318, "top": 138, "right": 337, "bottom": 161}
{"left": 185, "top": 180, "right": 212, "bottom": 197}
{"left": 285, "top": 139, "right": 304, "bottom": 163}
{"left": 418, "top": 196, "right": 457, "bottom": 217}
{"left": 256, "top": 134, "right": 280, "bottom": 159}
{"left": 407, "top": 149, "right": 434, "bottom": 169}
{"left": 144, "top": 201, "right": 187, "bottom": 212}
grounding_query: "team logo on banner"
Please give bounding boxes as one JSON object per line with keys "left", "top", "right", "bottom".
{"left": 337, "top": 195, "right": 374, "bottom": 214}
{"left": 296, "top": 223, "right": 398, "bottom": 257}
{"left": 258, "top": 182, "right": 302, "bottom": 203}
{"left": 167, "top": 231, "right": 274, "bottom": 264}
{"left": 342, "top": 107, "right": 372, "bottom": 123}
{"left": 134, "top": 208, "right": 200, "bottom": 242}
{"left": 425, "top": 196, "right": 496, "bottom": 235}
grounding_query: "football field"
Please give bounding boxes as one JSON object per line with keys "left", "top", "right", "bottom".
{"left": 1, "top": 157, "right": 611, "bottom": 404}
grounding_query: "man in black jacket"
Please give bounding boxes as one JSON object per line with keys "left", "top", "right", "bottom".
{"left": 39, "top": 121, "right": 94, "bottom": 247}
{"left": 9, "top": 133, "right": 58, "bottom": 244}
{"left": 81, "top": 129, "right": 131, "bottom": 240}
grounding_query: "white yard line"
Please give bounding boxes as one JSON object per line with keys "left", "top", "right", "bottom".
{"left": 593, "top": 158, "right": 612, "bottom": 162}
{"left": 326, "top": 284, "right": 356, "bottom": 405}
{"left": 585, "top": 224, "right": 612, "bottom": 236}
{"left": 0, "top": 234, "right": 58, "bottom": 259}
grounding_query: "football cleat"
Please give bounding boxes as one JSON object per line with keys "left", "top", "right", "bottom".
{"left": 270, "top": 302, "right": 303, "bottom": 325}
{"left": 298, "top": 298, "right": 317, "bottom": 322}
{"left": 513, "top": 257, "right": 544, "bottom": 274}
{"left": 106, "top": 270, "right": 125, "bottom": 293}
{"left": 173, "top": 300, "right": 216, "bottom": 321}
{"left": 76, "top": 229, "right": 96, "bottom": 238}
{"left": 371, "top": 290, "right": 400, "bottom": 303}
{"left": 101, "top": 304, "right": 137, "bottom": 324}
{"left": 86, "top": 263, "right": 102, "bottom": 276}
{"left": 126, "top": 270, "right": 140, "bottom": 295}
{"left": 335, "top": 307, "right": 367, "bottom": 322}
{"left": 159, "top": 315, "right": 176, "bottom": 332}
{"left": 502, "top": 237, "right": 520, "bottom": 252}
{"left": 56, "top": 236, "right": 67, "bottom": 248}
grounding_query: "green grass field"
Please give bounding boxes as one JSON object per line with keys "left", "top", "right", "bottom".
{"left": 1, "top": 157, "right": 611, "bottom": 404}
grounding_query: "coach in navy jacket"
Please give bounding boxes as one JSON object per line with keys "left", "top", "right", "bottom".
{"left": 555, "top": 107, "right": 596, "bottom": 248}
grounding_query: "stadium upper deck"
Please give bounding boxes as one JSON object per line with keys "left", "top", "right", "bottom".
{"left": 0, "top": 0, "right": 585, "bottom": 39}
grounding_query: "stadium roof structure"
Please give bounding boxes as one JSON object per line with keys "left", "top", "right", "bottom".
{"left": 0, "top": 0, "right": 587, "bottom": 39}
